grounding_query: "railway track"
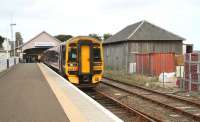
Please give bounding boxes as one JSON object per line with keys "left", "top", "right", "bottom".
{"left": 83, "top": 89, "right": 159, "bottom": 122}
{"left": 101, "top": 77, "right": 200, "bottom": 121}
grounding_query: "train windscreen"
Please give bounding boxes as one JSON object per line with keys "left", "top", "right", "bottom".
{"left": 68, "top": 48, "right": 77, "bottom": 62}
{"left": 93, "top": 48, "right": 101, "bottom": 62}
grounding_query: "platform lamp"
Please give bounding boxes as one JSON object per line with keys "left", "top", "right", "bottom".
{"left": 10, "top": 23, "right": 16, "bottom": 57}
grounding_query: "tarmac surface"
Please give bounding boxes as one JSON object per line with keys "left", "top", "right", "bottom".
{"left": 0, "top": 63, "right": 69, "bottom": 122}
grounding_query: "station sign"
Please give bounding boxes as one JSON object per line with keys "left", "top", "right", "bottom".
{"left": 17, "top": 49, "right": 21, "bottom": 53}
{"left": 34, "top": 42, "right": 55, "bottom": 47}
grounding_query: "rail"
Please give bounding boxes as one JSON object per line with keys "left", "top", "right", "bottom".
{"left": 84, "top": 89, "right": 158, "bottom": 122}
{"left": 102, "top": 77, "right": 200, "bottom": 121}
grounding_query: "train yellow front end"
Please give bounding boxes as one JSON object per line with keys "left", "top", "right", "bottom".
{"left": 65, "top": 36, "right": 103, "bottom": 87}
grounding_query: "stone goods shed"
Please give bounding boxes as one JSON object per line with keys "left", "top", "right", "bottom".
{"left": 103, "top": 20, "right": 185, "bottom": 73}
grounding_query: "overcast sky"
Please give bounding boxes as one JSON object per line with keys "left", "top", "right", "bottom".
{"left": 0, "top": 0, "right": 199, "bottom": 50}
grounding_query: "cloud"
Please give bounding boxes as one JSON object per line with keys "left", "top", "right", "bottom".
{"left": 0, "top": 0, "right": 199, "bottom": 50}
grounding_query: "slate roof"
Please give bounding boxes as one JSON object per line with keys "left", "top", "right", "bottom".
{"left": 104, "top": 20, "right": 185, "bottom": 44}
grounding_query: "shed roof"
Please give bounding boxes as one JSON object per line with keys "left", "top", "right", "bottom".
{"left": 104, "top": 20, "right": 185, "bottom": 44}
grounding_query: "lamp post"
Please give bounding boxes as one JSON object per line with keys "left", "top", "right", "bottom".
{"left": 5, "top": 38, "right": 9, "bottom": 59}
{"left": 10, "top": 23, "right": 16, "bottom": 57}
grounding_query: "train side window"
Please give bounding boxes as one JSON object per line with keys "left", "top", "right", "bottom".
{"left": 62, "top": 45, "right": 66, "bottom": 64}
{"left": 68, "top": 48, "right": 77, "bottom": 62}
{"left": 93, "top": 48, "right": 101, "bottom": 62}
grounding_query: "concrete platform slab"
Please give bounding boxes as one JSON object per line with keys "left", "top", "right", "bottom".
{"left": 0, "top": 63, "right": 69, "bottom": 122}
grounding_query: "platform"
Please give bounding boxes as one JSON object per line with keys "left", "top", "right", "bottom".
{"left": 0, "top": 63, "right": 122, "bottom": 122}
{"left": 0, "top": 63, "right": 69, "bottom": 122}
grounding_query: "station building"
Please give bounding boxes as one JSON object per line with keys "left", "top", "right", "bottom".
{"left": 20, "top": 31, "right": 61, "bottom": 63}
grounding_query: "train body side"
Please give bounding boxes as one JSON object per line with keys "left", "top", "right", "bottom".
{"left": 42, "top": 43, "right": 66, "bottom": 74}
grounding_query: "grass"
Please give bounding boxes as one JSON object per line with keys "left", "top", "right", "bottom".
{"left": 103, "top": 69, "right": 177, "bottom": 92}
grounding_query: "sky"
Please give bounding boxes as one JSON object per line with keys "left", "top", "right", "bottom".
{"left": 0, "top": 0, "right": 200, "bottom": 50}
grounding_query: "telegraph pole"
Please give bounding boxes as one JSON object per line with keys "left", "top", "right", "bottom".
{"left": 10, "top": 23, "right": 16, "bottom": 57}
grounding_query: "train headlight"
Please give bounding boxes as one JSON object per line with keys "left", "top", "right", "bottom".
{"left": 95, "top": 77, "right": 99, "bottom": 81}
{"left": 68, "top": 63, "right": 77, "bottom": 66}
{"left": 94, "top": 62, "right": 102, "bottom": 66}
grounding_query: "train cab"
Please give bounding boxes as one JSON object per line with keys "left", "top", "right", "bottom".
{"left": 65, "top": 36, "right": 103, "bottom": 87}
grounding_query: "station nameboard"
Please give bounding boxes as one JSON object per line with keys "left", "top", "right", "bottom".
{"left": 34, "top": 42, "right": 55, "bottom": 47}
{"left": 17, "top": 49, "right": 21, "bottom": 53}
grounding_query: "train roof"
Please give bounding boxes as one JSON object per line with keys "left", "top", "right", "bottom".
{"left": 59, "top": 36, "right": 101, "bottom": 46}
{"left": 68, "top": 36, "right": 101, "bottom": 43}
{"left": 43, "top": 36, "right": 101, "bottom": 53}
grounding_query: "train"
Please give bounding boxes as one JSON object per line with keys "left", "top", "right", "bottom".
{"left": 42, "top": 36, "right": 104, "bottom": 87}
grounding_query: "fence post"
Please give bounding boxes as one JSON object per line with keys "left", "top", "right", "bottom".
{"left": 14, "top": 58, "right": 16, "bottom": 65}
{"left": 189, "top": 53, "right": 191, "bottom": 92}
{"left": 162, "top": 53, "right": 165, "bottom": 88}
{"left": 7, "top": 59, "right": 9, "bottom": 69}
{"left": 142, "top": 54, "right": 143, "bottom": 75}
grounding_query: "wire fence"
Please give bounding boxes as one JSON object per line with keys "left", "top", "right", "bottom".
{"left": 0, "top": 58, "right": 20, "bottom": 72}
{"left": 181, "top": 53, "right": 200, "bottom": 91}
{"left": 129, "top": 52, "right": 200, "bottom": 91}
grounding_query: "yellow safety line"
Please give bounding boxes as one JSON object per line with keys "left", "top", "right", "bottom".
{"left": 37, "top": 63, "right": 87, "bottom": 122}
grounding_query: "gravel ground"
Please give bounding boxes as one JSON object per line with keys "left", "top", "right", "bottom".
{"left": 97, "top": 83, "right": 197, "bottom": 122}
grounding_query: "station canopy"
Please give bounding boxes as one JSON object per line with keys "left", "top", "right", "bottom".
{"left": 21, "top": 31, "right": 61, "bottom": 55}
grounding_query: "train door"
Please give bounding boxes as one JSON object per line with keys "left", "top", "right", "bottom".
{"left": 80, "top": 45, "right": 90, "bottom": 74}
{"left": 78, "top": 41, "right": 93, "bottom": 75}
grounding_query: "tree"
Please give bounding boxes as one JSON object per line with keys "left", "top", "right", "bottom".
{"left": 15, "top": 32, "right": 23, "bottom": 48}
{"left": 103, "top": 33, "right": 112, "bottom": 40}
{"left": 88, "top": 33, "right": 102, "bottom": 41}
{"left": 54, "top": 35, "right": 73, "bottom": 42}
{"left": 0, "top": 35, "right": 5, "bottom": 48}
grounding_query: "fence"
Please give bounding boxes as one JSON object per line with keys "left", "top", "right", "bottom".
{"left": 0, "top": 58, "right": 20, "bottom": 72}
{"left": 181, "top": 53, "right": 200, "bottom": 91}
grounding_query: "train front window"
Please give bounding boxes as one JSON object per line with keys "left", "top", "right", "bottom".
{"left": 68, "top": 48, "right": 77, "bottom": 62}
{"left": 93, "top": 48, "right": 101, "bottom": 62}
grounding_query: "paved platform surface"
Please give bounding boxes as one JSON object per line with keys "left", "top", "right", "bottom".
{"left": 0, "top": 63, "right": 69, "bottom": 122}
